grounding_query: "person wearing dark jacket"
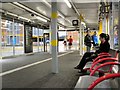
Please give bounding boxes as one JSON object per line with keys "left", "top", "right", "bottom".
{"left": 84, "top": 30, "right": 92, "bottom": 52}
{"left": 74, "top": 33, "right": 110, "bottom": 72}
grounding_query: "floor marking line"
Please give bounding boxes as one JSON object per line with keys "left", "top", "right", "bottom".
{"left": 0, "top": 51, "right": 74, "bottom": 77}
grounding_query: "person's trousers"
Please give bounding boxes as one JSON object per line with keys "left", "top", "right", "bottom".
{"left": 78, "top": 52, "right": 96, "bottom": 70}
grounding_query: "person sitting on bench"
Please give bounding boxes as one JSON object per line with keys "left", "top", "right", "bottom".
{"left": 74, "top": 33, "right": 110, "bottom": 72}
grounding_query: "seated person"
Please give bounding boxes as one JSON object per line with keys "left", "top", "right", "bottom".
{"left": 74, "top": 33, "right": 110, "bottom": 72}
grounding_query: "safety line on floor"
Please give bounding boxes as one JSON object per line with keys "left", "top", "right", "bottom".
{"left": 0, "top": 51, "right": 74, "bottom": 77}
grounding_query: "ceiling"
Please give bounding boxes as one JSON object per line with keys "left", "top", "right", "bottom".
{"left": 0, "top": 0, "right": 100, "bottom": 30}
{"left": 75, "top": 3, "right": 99, "bottom": 29}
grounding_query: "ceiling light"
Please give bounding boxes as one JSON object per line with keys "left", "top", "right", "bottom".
{"left": 81, "top": 21, "right": 86, "bottom": 26}
{"left": 19, "top": 16, "right": 31, "bottom": 21}
{"left": 41, "top": 0, "right": 71, "bottom": 25}
{"left": 42, "top": 0, "right": 51, "bottom": 8}
{"left": 58, "top": 12, "right": 65, "bottom": 19}
{"left": 66, "top": 19, "right": 71, "bottom": 24}
{"left": 36, "top": 7, "right": 47, "bottom": 15}
{"left": 36, "top": 16, "right": 47, "bottom": 22}
{"left": 64, "top": 0, "right": 71, "bottom": 8}
{"left": 0, "top": 9, "right": 4, "bottom": 13}
{"left": 41, "top": 1, "right": 65, "bottom": 19}
{"left": 7, "top": 12, "right": 18, "bottom": 17}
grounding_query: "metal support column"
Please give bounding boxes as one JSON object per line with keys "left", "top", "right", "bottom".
{"left": 102, "top": 16, "right": 106, "bottom": 33}
{"left": 37, "top": 27, "right": 40, "bottom": 52}
{"left": 82, "top": 25, "right": 85, "bottom": 54}
{"left": 0, "top": 12, "right": 2, "bottom": 59}
{"left": 12, "top": 19, "right": 15, "bottom": 55}
{"left": 118, "top": 1, "right": 120, "bottom": 70}
{"left": 109, "top": 4, "right": 114, "bottom": 49}
{"left": 79, "top": 21, "right": 82, "bottom": 56}
{"left": 49, "top": 25, "right": 52, "bottom": 54}
{"left": 22, "top": 22, "right": 25, "bottom": 54}
{"left": 51, "top": 0, "right": 58, "bottom": 73}
{"left": 0, "top": 3, "right": 2, "bottom": 89}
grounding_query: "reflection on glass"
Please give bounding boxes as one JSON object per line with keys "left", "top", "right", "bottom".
{"left": 32, "top": 27, "right": 44, "bottom": 52}
{"left": 113, "top": 25, "right": 118, "bottom": 50}
{"left": 1, "top": 19, "right": 24, "bottom": 57}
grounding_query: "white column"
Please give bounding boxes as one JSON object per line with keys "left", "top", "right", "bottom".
{"left": 102, "top": 16, "right": 106, "bottom": 33}
{"left": 51, "top": 0, "right": 58, "bottom": 73}
{"left": 22, "top": 22, "right": 25, "bottom": 54}
{"left": 82, "top": 25, "right": 85, "bottom": 54}
{"left": 12, "top": 19, "right": 15, "bottom": 55}
{"left": 0, "top": 3, "right": 2, "bottom": 90}
{"left": 109, "top": 3, "right": 114, "bottom": 49}
{"left": 118, "top": 1, "right": 120, "bottom": 66}
{"left": 37, "top": 27, "right": 39, "bottom": 52}
{"left": 79, "top": 22, "right": 82, "bottom": 56}
{"left": 49, "top": 25, "right": 52, "bottom": 54}
{"left": 0, "top": 22, "right": 1, "bottom": 58}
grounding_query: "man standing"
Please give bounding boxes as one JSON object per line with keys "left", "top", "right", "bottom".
{"left": 84, "top": 30, "right": 92, "bottom": 52}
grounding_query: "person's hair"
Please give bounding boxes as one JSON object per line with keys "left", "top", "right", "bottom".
{"left": 99, "top": 33, "right": 110, "bottom": 41}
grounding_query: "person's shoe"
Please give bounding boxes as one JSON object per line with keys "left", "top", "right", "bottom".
{"left": 74, "top": 66, "right": 80, "bottom": 69}
{"left": 78, "top": 69, "right": 87, "bottom": 73}
{"left": 78, "top": 70, "right": 82, "bottom": 73}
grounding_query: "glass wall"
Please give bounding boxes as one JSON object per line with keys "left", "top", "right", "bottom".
{"left": 1, "top": 19, "right": 24, "bottom": 57}
{"left": 113, "top": 2, "right": 119, "bottom": 49}
{"left": 14, "top": 22, "right": 24, "bottom": 55}
{"left": 32, "top": 27, "right": 44, "bottom": 52}
{"left": 67, "top": 31, "right": 79, "bottom": 50}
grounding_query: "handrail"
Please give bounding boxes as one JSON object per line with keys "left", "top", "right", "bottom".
{"left": 90, "top": 62, "right": 120, "bottom": 76}
{"left": 88, "top": 73, "right": 120, "bottom": 90}
{"left": 98, "top": 52, "right": 111, "bottom": 56}
{"left": 90, "top": 58, "right": 118, "bottom": 72}
{"left": 93, "top": 55, "right": 111, "bottom": 63}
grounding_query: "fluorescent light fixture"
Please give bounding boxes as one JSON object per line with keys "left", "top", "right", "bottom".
{"left": 41, "top": 0, "right": 71, "bottom": 26}
{"left": 81, "top": 21, "right": 85, "bottom": 26}
{"left": 81, "top": 21, "right": 86, "bottom": 28}
{"left": 13, "top": 2, "right": 49, "bottom": 21}
{"left": 7, "top": 12, "right": 18, "bottom": 17}
{"left": 58, "top": 12, "right": 65, "bottom": 19}
{"left": 41, "top": 0, "right": 65, "bottom": 19}
{"left": 19, "top": 16, "right": 31, "bottom": 21}
{"left": 66, "top": 19, "right": 71, "bottom": 24}
{"left": 42, "top": 0, "right": 51, "bottom": 8}
{"left": 36, "top": 16, "right": 47, "bottom": 22}
{"left": 0, "top": 9, "right": 4, "bottom": 13}
{"left": 64, "top": 0, "right": 71, "bottom": 8}
{"left": 36, "top": 7, "right": 47, "bottom": 15}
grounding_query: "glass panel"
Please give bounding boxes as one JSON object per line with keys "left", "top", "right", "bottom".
{"left": 39, "top": 29, "right": 44, "bottom": 52}
{"left": 1, "top": 19, "right": 13, "bottom": 57}
{"left": 113, "top": 2, "right": 119, "bottom": 49}
{"left": 58, "top": 31, "right": 67, "bottom": 52}
{"left": 14, "top": 23, "right": 24, "bottom": 55}
{"left": 33, "top": 27, "right": 38, "bottom": 52}
{"left": 66, "top": 31, "right": 79, "bottom": 50}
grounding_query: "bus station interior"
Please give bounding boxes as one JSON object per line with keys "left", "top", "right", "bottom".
{"left": 0, "top": 0, "right": 119, "bottom": 58}
{"left": 0, "top": 0, "right": 120, "bottom": 89}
